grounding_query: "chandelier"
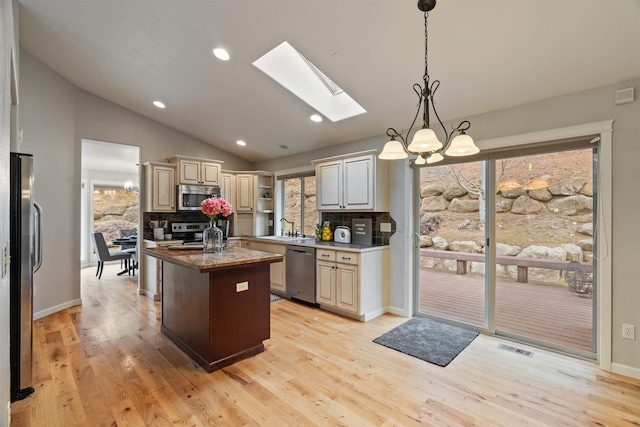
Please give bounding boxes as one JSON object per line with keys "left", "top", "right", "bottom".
{"left": 379, "top": 0, "right": 479, "bottom": 165}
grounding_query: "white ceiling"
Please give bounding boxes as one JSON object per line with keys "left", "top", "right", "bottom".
{"left": 18, "top": 0, "right": 640, "bottom": 163}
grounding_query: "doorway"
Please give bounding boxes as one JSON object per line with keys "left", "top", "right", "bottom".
{"left": 417, "top": 143, "right": 597, "bottom": 358}
{"left": 80, "top": 139, "right": 141, "bottom": 267}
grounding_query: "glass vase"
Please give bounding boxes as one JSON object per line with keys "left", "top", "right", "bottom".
{"left": 203, "top": 220, "right": 223, "bottom": 253}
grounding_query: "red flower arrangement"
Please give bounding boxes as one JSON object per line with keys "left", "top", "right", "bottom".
{"left": 200, "top": 197, "right": 233, "bottom": 221}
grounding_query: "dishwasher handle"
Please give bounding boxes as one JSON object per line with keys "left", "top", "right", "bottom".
{"left": 287, "top": 249, "right": 313, "bottom": 256}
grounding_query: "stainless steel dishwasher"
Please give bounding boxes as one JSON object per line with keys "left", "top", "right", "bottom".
{"left": 286, "top": 245, "right": 317, "bottom": 305}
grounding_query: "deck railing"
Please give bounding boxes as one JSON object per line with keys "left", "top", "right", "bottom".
{"left": 420, "top": 249, "right": 593, "bottom": 284}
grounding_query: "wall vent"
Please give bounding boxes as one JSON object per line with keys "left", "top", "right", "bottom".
{"left": 615, "top": 87, "right": 634, "bottom": 105}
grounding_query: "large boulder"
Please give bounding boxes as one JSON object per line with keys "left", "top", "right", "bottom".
{"left": 499, "top": 187, "right": 525, "bottom": 199}
{"left": 443, "top": 186, "right": 468, "bottom": 201}
{"left": 421, "top": 184, "right": 445, "bottom": 198}
{"left": 431, "top": 236, "right": 449, "bottom": 250}
{"left": 419, "top": 235, "right": 433, "bottom": 247}
{"left": 496, "top": 197, "right": 513, "bottom": 213}
{"left": 508, "top": 245, "right": 568, "bottom": 282}
{"left": 547, "top": 195, "right": 592, "bottom": 215}
{"left": 448, "top": 198, "right": 479, "bottom": 213}
{"left": 123, "top": 206, "right": 139, "bottom": 223}
{"left": 449, "top": 240, "right": 483, "bottom": 253}
{"left": 548, "top": 179, "right": 586, "bottom": 196}
{"left": 421, "top": 196, "right": 449, "bottom": 212}
{"left": 577, "top": 223, "right": 593, "bottom": 236}
{"left": 577, "top": 239, "right": 593, "bottom": 251}
{"left": 579, "top": 182, "right": 593, "bottom": 197}
{"left": 511, "top": 195, "right": 544, "bottom": 215}
{"left": 101, "top": 205, "right": 127, "bottom": 215}
{"left": 527, "top": 188, "right": 553, "bottom": 202}
{"left": 471, "top": 243, "right": 522, "bottom": 277}
{"left": 562, "top": 243, "right": 583, "bottom": 261}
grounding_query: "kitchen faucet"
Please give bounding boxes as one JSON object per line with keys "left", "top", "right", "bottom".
{"left": 280, "top": 218, "right": 295, "bottom": 237}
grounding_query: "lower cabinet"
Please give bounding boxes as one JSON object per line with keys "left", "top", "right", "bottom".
{"left": 244, "top": 241, "right": 286, "bottom": 294}
{"left": 316, "top": 247, "right": 388, "bottom": 321}
{"left": 141, "top": 239, "right": 184, "bottom": 300}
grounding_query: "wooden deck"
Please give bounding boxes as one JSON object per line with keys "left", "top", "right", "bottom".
{"left": 419, "top": 268, "right": 594, "bottom": 352}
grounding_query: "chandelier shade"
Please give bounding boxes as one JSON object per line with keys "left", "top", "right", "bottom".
{"left": 379, "top": 138, "right": 409, "bottom": 159}
{"left": 444, "top": 133, "right": 480, "bottom": 156}
{"left": 407, "top": 128, "right": 443, "bottom": 153}
{"left": 379, "top": 0, "right": 479, "bottom": 165}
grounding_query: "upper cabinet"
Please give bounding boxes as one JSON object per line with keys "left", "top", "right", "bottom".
{"left": 168, "top": 155, "right": 223, "bottom": 186}
{"left": 221, "top": 171, "right": 235, "bottom": 205}
{"left": 312, "top": 150, "right": 388, "bottom": 211}
{"left": 235, "top": 173, "right": 254, "bottom": 212}
{"left": 143, "top": 162, "right": 176, "bottom": 212}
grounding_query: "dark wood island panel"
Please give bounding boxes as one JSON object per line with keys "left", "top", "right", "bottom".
{"left": 142, "top": 246, "right": 283, "bottom": 372}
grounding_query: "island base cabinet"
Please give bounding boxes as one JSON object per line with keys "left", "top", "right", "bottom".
{"left": 161, "top": 262, "right": 270, "bottom": 372}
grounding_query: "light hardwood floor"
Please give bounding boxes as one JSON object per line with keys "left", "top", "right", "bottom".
{"left": 10, "top": 263, "right": 640, "bottom": 426}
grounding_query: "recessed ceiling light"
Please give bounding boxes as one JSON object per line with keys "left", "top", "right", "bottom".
{"left": 153, "top": 101, "right": 166, "bottom": 109}
{"left": 310, "top": 114, "right": 323, "bottom": 122}
{"left": 213, "top": 48, "right": 230, "bottom": 61}
{"left": 279, "top": 145, "right": 289, "bottom": 150}
{"left": 236, "top": 140, "right": 246, "bottom": 146}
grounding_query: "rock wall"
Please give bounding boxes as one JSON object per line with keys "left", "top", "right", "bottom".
{"left": 419, "top": 178, "right": 594, "bottom": 284}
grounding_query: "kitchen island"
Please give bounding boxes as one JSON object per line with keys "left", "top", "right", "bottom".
{"left": 142, "top": 245, "right": 284, "bottom": 372}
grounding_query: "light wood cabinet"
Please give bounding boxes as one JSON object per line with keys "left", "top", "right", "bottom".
{"left": 244, "top": 240, "right": 286, "bottom": 294}
{"left": 168, "top": 155, "right": 223, "bottom": 186}
{"left": 235, "top": 174, "right": 254, "bottom": 212}
{"left": 234, "top": 172, "right": 274, "bottom": 236}
{"left": 315, "top": 247, "right": 388, "bottom": 321}
{"left": 143, "top": 162, "right": 176, "bottom": 212}
{"left": 312, "top": 150, "right": 388, "bottom": 211}
{"left": 221, "top": 172, "right": 235, "bottom": 204}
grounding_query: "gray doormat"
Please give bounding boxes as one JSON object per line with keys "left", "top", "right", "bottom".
{"left": 373, "top": 317, "right": 478, "bottom": 367}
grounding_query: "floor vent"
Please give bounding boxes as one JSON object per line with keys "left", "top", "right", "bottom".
{"left": 498, "top": 343, "right": 534, "bottom": 357}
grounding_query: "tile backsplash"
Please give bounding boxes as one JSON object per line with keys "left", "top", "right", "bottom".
{"left": 320, "top": 212, "right": 395, "bottom": 246}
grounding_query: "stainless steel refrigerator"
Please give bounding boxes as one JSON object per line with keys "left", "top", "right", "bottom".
{"left": 9, "top": 152, "right": 42, "bottom": 402}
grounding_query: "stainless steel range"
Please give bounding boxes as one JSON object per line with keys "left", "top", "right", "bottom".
{"left": 171, "top": 221, "right": 231, "bottom": 243}
{"left": 170, "top": 222, "right": 209, "bottom": 243}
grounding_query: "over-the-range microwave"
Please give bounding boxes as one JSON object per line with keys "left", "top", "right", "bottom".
{"left": 176, "top": 184, "right": 221, "bottom": 211}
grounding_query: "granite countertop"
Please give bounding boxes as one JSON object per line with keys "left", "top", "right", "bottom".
{"left": 142, "top": 246, "right": 284, "bottom": 273}
{"left": 237, "top": 236, "right": 388, "bottom": 253}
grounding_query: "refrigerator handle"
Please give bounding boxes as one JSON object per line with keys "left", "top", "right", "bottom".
{"left": 33, "top": 201, "right": 43, "bottom": 272}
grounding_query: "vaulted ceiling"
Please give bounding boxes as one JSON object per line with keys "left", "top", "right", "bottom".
{"left": 18, "top": 0, "right": 640, "bottom": 163}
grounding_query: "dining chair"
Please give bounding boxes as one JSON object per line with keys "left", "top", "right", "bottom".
{"left": 122, "top": 240, "right": 139, "bottom": 275}
{"left": 91, "top": 232, "right": 132, "bottom": 279}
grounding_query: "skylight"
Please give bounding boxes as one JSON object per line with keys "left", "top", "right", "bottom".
{"left": 252, "top": 41, "right": 366, "bottom": 122}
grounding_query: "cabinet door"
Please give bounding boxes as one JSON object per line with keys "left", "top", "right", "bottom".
{"left": 316, "top": 261, "right": 336, "bottom": 305}
{"left": 221, "top": 173, "right": 234, "bottom": 203}
{"left": 249, "top": 242, "right": 286, "bottom": 293}
{"left": 152, "top": 165, "right": 175, "bottom": 211}
{"left": 178, "top": 159, "right": 201, "bottom": 185}
{"left": 201, "top": 162, "right": 221, "bottom": 186}
{"left": 336, "top": 264, "right": 359, "bottom": 313}
{"left": 236, "top": 174, "right": 254, "bottom": 212}
{"left": 316, "top": 160, "right": 343, "bottom": 210}
{"left": 343, "top": 155, "right": 374, "bottom": 210}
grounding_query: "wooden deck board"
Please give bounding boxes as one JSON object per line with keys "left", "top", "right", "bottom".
{"left": 419, "top": 268, "right": 594, "bottom": 352}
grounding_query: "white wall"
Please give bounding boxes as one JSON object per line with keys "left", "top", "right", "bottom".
{"left": 1, "top": 0, "right": 18, "bottom": 421}
{"left": 18, "top": 49, "right": 253, "bottom": 320}
{"left": 255, "top": 78, "right": 640, "bottom": 375}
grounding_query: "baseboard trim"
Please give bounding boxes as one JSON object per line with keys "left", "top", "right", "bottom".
{"left": 141, "top": 288, "right": 161, "bottom": 301}
{"left": 385, "top": 305, "right": 411, "bottom": 317}
{"left": 34, "top": 298, "right": 82, "bottom": 320}
{"left": 611, "top": 362, "right": 640, "bottom": 380}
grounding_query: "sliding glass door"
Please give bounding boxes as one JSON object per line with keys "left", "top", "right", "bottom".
{"left": 416, "top": 146, "right": 596, "bottom": 356}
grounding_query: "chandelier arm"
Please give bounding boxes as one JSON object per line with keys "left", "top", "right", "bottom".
{"left": 426, "top": 80, "right": 451, "bottom": 146}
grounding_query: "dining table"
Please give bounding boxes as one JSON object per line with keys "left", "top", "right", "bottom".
{"left": 111, "top": 236, "right": 138, "bottom": 275}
